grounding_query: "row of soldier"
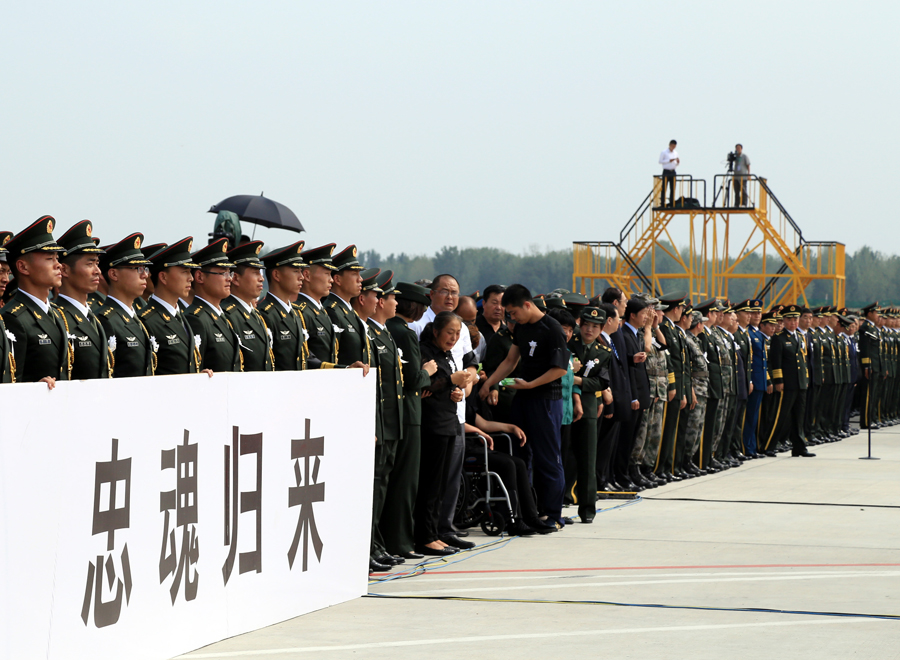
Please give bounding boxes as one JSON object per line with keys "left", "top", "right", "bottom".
{"left": 1, "top": 216, "right": 897, "bottom": 573}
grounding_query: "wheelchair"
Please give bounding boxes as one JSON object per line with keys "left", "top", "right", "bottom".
{"left": 453, "top": 432, "right": 516, "bottom": 536}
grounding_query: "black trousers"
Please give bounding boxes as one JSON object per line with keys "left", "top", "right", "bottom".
{"left": 414, "top": 431, "right": 454, "bottom": 546}
{"left": 561, "top": 424, "right": 576, "bottom": 504}
{"left": 466, "top": 446, "right": 539, "bottom": 523}
{"left": 614, "top": 407, "right": 641, "bottom": 482}
{"left": 661, "top": 170, "right": 676, "bottom": 206}
{"left": 380, "top": 425, "right": 421, "bottom": 555}
{"left": 771, "top": 389, "right": 808, "bottom": 452}
{"left": 596, "top": 415, "right": 620, "bottom": 485}
{"left": 656, "top": 397, "right": 681, "bottom": 474}
{"left": 571, "top": 415, "right": 598, "bottom": 517}
{"left": 843, "top": 383, "right": 856, "bottom": 431}
{"left": 700, "top": 396, "right": 719, "bottom": 469}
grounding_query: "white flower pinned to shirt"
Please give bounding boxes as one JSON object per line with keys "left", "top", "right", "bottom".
{"left": 302, "top": 327, "right": 309, "bottom": 342}
{"left": 398, "top": 347, "right": 408, "bottom": 364}
{"left": 194, "top": 335, "right": 202, "bottom": 350}
{"left": 67, "top": 332, "right": 76, "bottom": 341}
{"left": 108, "top": 335, "right": 117, "bottom": 352}
{"left": 333, "top": 325, "right": 344, "bottom": 334}
{"left": 6, "top": 329, "right": 16, "bottom": 343}
{"left": 150, "top": 335, "right": 159, "bottom": 352}
{"left": 266, "top": 328, "right": 273, "bottom": 347}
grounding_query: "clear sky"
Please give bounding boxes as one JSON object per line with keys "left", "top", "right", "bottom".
{"left": 2, "top": 2, "right": 896, "bottom": 257}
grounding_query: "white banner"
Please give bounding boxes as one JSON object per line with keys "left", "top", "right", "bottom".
{"left": 0, "top": 370, "right": 375, "bottom": 660}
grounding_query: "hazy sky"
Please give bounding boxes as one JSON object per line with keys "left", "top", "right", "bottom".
{"left": 2, "top": 2, "right": 896, "bottom": 258}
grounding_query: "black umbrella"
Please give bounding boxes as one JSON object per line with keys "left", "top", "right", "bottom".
{"left": 208, "top": 193, "right": 304, "bottom": 233}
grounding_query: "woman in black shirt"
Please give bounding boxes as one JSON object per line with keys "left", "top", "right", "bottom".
{"left": 415, "top": 311, "right": 465, "bottom": 556}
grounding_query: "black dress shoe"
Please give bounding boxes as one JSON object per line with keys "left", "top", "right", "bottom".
{"left": 440, "top": 534, "right": 475, "bottom": 550}
{"left": 765, "top": 450, "right": 777, "bottom": 457}
{"left": 451, "top": 525, "right": 470, "bottom": 537}
{"left": 507, "top": 522, "right": 536, "bottom": 536}
{"left": 376, "top": 554, "right": 404, "bottom": 566}
{"left": 734, "top": 453, "right": 748, "bottom": 461}
{"left": 527, "top": 518, "right": 559, "bottom": 534}
{"left": 370, "top": 558, "right": 392, "bottom": 572}
{"left": 416, "top": 545, "right": 458, "bottom": 556}
{"left": 398, "top": 551, "right": 424, "bottom": 560}
{"left": 792, "top": 449, "right": 816, "bottom": 457}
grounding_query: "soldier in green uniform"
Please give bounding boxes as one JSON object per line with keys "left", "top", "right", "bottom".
{"left": 818, "top": 307, "right": 840, "bottom": 441}
{"left": 134, "top": 242, "right": 167, "bottom": 311}
{"left": 568, "top": 306, "right": 611, "bottom": 522}
{"left": 382, "top": 282, "right": 438, "bottom": 560}
{"left": 768, "top": 304, "right": 815, "bottom": 457}
{"left": 326, "top": 245, "right": 374, "bottom": 370}
{"left": 801, "top": 307, "right": 822, "bottom": 444}
{"left": 97, "top": 233, "right": 155, "bottom": 378}
{"left": 2, "top": 216, "right": 71, "bottom": 386}
{"left": 859, "top": 301, "right": 883, "bottom": 429}
{"left": 258, "top": 241, "right": 311, "bottom": 372}
{"left": 186, "top": 238, "right": 242, "bottom": 372}
{"left": 55, "top": 220, "right": 111, "bottom": 379}
{"left": 141, "top": 238, "right": 204, "bottom": 375}
{"left": 0, "top": 237, "right": 14, "bottom": 382}
{"left": 368, "top": 270, "right": 408, "bottom": 566}
{"left": 673, "top": 300, "right": 700, "bottom": 477}
{"left": 654, "top": 292, "right": 688, "bottom": 482}
{"left": 297, "top": 243, "right": 341, "bottom": 368}
{"left": 223, "top": 240, "right": 274, "bottom": 372}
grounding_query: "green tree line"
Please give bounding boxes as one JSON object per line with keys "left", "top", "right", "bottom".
{"left": 360, "top": 245, "right": 895, "bottom": 308}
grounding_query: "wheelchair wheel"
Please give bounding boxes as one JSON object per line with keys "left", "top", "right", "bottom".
{"left": 481, "top": 508, "right": 507, "bottom": 536}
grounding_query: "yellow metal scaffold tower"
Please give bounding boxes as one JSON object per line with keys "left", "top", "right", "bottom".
{"left": 573, "top": 174, "right": 845, "bottom": 308}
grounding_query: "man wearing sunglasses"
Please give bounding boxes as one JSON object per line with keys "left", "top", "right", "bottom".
{"left": 185, "top": 238, "right": 242, "bottom": 372}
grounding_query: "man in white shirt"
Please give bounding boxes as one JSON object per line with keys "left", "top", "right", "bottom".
{"left": 411, "top": 274, "right": 478, "bottom": 548}
{"left": 659, "top": 139, "right": 680, "bottom": 207}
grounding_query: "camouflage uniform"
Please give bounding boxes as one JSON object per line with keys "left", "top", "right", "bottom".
{"left": 635, "top": 332, "right": 669, "bottom": 470}
{"left": 684, "top": 331, "right": 709, "bottom": 461}
{"left": 712, "top": 326, "right": 735, "bottom": 455}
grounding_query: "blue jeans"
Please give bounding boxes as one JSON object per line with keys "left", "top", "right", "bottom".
{"left": 512, "top": 396, "right": 564, "bottom": 523}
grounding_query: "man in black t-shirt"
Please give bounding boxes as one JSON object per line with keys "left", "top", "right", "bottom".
{"left": 481, "top": 284, "right": 569, "bottom": 527}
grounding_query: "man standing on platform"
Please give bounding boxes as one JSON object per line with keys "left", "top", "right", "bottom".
{"left": 732, "top": 144, "right": 751, "bottom": 207}
{"left": 659, "top": 140, "right": 679, "bottom": 207}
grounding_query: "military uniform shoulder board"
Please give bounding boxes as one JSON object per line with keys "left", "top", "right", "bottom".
{"left": 601, "top": 344, "right": 612, "bottom": 352}
{"left": 140, "top": 307, "right": 154, "bottom": 317}
{"left": 298, "top": 301, "right": 307, "bottom": 310}
{"left": 263, "top": 302, "right": 274, "bottom": 311}
{"left": 102, "top": 307, "right": 114, "bottom": 317}
{"left": 329, "top": 301, "right": 338, "bottom": 309}
{"left": 8, "top": 303, "right": 25, "bottom": 315}
{"left": 224, "top": 303, "right": 236, "bottom": 312}
{"left": 193, "top": 307, "right": 202, "bottom": 315}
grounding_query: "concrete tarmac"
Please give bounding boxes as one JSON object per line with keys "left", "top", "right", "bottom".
{"left": 177, "top": 427, "right": 900, "bottom": 659}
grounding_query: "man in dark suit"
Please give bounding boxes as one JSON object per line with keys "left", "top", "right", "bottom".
{"left": 617, "top": 297, "right": 651, "bottom": 488}
{"left": 1, "top": 215, "right": 71, "bottom": 385}
{"left": 595, "top": 302, "right": 635, "bottom": 491}
{"left": 55, "top": 220, "right": 111, "bottom": 380}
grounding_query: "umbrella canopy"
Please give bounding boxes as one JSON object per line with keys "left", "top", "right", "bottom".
{"left": 208, "top": 193, "right": 304, "bottom": 233}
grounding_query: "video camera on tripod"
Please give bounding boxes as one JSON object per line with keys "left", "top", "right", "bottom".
{"left": 726, "top": 151, "right": 736, "bottom": 173}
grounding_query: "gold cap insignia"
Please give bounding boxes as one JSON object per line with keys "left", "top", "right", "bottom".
{"left": 591, "top": 310, "right": 598, "bottom": 317}
{"left": 46, "top": 220, "right": 53, "bottom": 233}
{"left": 1, "top": 235, "right": 9, "bottom": 246}
{"left": 134, "top": 236, "right": 142, "bottom": 249}
{"left": 297, "top": 245, "right": 302, "bottom": 253}
{"left": 255, "top": 245, "right": 262, "bottom": 254}
{"left": 86, "top": 224, "right": 92, "bottom": 237}
{"left": 222, "top": 241, "right": 228, "bottom": 252}
{"left": 188, "top": 240, "right": 193, "bottom": 252}
{"left": 352, "top": 247, "right": 357, "bottom": 257}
